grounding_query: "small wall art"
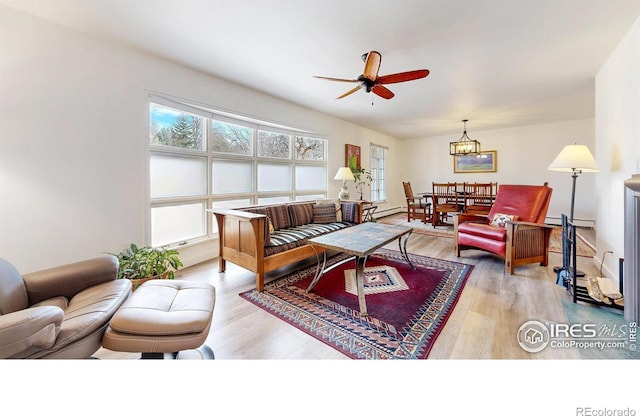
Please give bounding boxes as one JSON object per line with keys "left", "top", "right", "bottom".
{"left": 453, "top": 150, "right": 497, "bottom": 173}
{"left": 346, "top": 144, "right": 361, "bottom": 170}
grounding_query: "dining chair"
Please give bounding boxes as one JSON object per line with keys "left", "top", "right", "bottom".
{"left": 464, "top": 182, "right": 496, "bottom": 215}
{"left": 403, "top": 181, "right": 431, "bottom": 223}
{"left": 431, "top": 182, "right": 460, "bottom": 227}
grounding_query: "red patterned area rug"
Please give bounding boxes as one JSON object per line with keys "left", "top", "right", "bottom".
{"left": 240, "top": 248, "right": 473, "bottom": 359}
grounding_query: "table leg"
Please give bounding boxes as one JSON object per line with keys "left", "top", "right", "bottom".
{"left": 397, "top": 230, "right": 415, "bottom": 269}
{"left": 355, "top": 255, "right": 369, "bottom": 317}
{"left": 306, "top": 248, "right": 327, "bottom": 292}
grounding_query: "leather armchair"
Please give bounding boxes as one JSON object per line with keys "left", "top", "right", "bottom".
{"left": 453, "top": 184, "right": 553, "bottom": 274}
{"left": 0, "top": 256, "right": 131, "bottom": 359}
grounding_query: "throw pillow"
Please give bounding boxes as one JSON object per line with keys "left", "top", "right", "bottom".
{"left": 288, "top": 202, "right": 314, "bottom": 227}
{"left": 266, "top": 205, "right": 292, "bottom": 230}
{"left": 316, "top": 199, "right": 342, "bottom": 222}
{"left": 313, "top": 203, "right": 338, "bottom": 224}
{"left": 490, "top": 213, "right": 518, "bottom": 227}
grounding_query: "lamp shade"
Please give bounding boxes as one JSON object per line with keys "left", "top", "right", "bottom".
{"left": 334, "top": 167, "right": 355, "bottom": 181}
{"left": 548, "top": 144, "right": 600, "bottom": 173}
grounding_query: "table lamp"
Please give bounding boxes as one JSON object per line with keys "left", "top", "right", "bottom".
{"left": 334, "top": 167, "right": 355, "bottom": 200}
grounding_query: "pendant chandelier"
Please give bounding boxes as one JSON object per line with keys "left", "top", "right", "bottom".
{"left": 449, "top": 119, "right": 481, "bottom": 156}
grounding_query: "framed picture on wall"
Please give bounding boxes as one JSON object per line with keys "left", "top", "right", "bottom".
{"left": 453, "top": 150, "right": 497, "bottom": 173}
{"left": 346, "top": 144, "right": 361, "bottom": 170}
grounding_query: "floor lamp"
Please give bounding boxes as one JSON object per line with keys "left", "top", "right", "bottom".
{"left": 548, "top": 143, "right": 600, "bottom": 277}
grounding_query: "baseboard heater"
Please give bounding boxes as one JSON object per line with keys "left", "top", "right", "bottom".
{"left": 372, "top": 206, "right": 402, "bottom": 219}
{"left": 624, "top": 174, "right": 640, "bottom": 323}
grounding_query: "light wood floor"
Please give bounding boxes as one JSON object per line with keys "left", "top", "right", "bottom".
{"left": 95, "top": 219, "right": 633, "bottom": 360}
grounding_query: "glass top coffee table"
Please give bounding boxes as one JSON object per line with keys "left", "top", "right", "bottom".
{"left": 306, "top": 222, "right": 414, "bottom": 317}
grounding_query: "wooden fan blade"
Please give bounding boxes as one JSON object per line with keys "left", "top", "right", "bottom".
{"left": 377, "top": 69, "right": 429, "bottom": 85}
{"left": 337, "top": 85, "right": 362, "bottom": 99}
{"left": 362, "top": 51, "right": 382, "bottom": 81}
{"left": 372, "top": 85, "right": 394, "bottom": 99}
{"left": 314, "top": 75, "right": 359, "bottom": 83}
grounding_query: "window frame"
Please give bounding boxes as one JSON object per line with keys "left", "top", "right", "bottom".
{"left": 148, "top": 94, "right": 328, "bottom": 247}
{"left": 370, "top": 143, "right": 387, "bottom": 202}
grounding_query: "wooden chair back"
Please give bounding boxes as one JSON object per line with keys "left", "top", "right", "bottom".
{"left": 403, "top": 181, "right": 415, "bottom": 200}
{"left": 464, "top": 182, "right": 496, "bottom": 215}
{"left": 432, "top": 182, "right": 461, "bottom": 226}
{"left": 403, "top": 181, "right": 430, "bottom": 223}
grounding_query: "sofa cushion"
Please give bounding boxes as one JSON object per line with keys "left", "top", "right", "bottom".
{"left": 340, "top": 202, "right": 358, "bottom": 223}
{"left": 32, "top": 296, "right": 69, "bottom": 311}
{"left": 458, "top": 232, "right": 507, "bottom": 257}
{"left": 266, "top": 205, "right": 292, "bottom": 230}
{"left": 316, "top": 199, "right": 343, "bottom": 221}
{"left": 41, "top": 279, "right": 132, "bottom": 355}
{"left": 288, "top": 202, "right": 314, "bottom": 227}
{"left": 313, "top": 203, "right": 338, "bottom": 224}
{"left": 265, "top": 222, "right": 352, "bottom": 257}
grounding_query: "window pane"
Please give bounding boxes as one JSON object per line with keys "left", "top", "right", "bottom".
{"left": 295, "top": 194, "right": 325, "bottom": 201}
{"left": 150, "top": 153, "right": 206, "bottom": 198}
{"left": 295, "top": 165, "right": 326, "bottom": 190}
{"left": 210, "top": 199, "right": 253, "bottom": 233}
{"left": 258, "top": 196, "right": 290, "bottom": 205}
{"left": 151, "top": 203, "right": 205, "bottom": 246}
{"left": 212, "top": 160, "right": 253, "bottom": 194}
{"left": 150, "top": 104, "right": 205, "bottom": 150}
{"left": 211, "top": 121, "right": 252, "bottom": 155}
{"left": 258, "top": 163, "right": 291, "bottom": 192}
{"left": 211, "top": 199, "right": 253, "bottom": 209}
{"left": 258, "top": 130, "right": 290, "bottom": 159}
{"left": 370, "top": 145, "right": 386, "bottom": 202}
{"left": 295, "top": 136, "right": 326, "bottom": 160}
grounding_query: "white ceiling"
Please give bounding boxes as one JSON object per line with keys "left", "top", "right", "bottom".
{"left": 3, "top": 0, "right": 639, "bottom": 139}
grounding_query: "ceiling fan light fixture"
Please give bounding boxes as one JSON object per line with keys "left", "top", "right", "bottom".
{"left": 449, "top": 119, "right": 481, "bottom": 156}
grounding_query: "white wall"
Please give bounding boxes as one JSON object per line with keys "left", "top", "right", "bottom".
{"left": 0, "top": 6, "right": 400, "bottom": 272}
{"left": 399, "top": 119, "right": 597, "bottom": 224}
{"left": 595, "top": 16, "right": 640, "bottom": 283}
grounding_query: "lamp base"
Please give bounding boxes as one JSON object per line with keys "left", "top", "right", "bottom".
{"left": 338, "top": 187, "right": 349, "bottom": 200}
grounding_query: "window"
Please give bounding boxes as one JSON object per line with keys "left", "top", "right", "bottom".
{"left": 148, "top": 95, "right": 328, "bottom": 247}
{"left": 370, "top": 144, "right": 387, "bottom": 202}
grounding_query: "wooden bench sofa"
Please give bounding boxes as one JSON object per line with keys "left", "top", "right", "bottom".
{"left": 212, "top": 200, "right": 363, "bottom": 291}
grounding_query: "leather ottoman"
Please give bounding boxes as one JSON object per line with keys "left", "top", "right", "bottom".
{"left": 103, "top": 279, "right": 216, "bottom": 359}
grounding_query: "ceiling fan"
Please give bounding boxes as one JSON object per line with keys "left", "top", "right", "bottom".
{"left": 314, "top": 51, "right": 429, "bottom": 100}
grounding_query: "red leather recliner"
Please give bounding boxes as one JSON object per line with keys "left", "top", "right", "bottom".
{"left": 453, "top": 184, "right": 553, "bottom": 274}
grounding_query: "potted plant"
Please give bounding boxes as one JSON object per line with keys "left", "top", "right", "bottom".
{"left": 109, "top": 243, "right": 183, "bottom": 290}
{"left": 350, "top": 167, "right": 373, "bottom": 200}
